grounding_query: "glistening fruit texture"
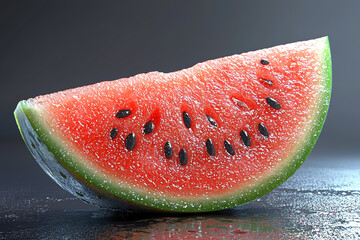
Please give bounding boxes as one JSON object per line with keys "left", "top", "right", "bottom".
{"left": 15, "top": 37, "right": 331, "bottom": 212}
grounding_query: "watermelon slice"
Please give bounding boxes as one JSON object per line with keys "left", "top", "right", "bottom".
{"left": 14, "top": 37, "right": 331, "bottom": 212}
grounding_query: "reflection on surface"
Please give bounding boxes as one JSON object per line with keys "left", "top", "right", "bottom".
{"left": 0, "top": 190, "right": 285, "bottom": 239}
{"left": 93, "top": 205, "right": 282, "bottom": 239}
{"left": 1, "top": 156, "right": 359, "bottom": 239}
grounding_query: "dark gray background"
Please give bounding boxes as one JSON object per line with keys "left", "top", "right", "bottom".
{"left": 1, "top": 1, "right": 360, "bottom": 238}
{"left": 1, "top": 0, "right": 359, "bottom": 153}
{"left": 1, "top": 1, "right": 359, "bottom": 183}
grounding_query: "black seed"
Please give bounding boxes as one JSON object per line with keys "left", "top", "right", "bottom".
{"left": 183, "top": 111, "right": 191, "bottom": 128}
{"left": 240, "top": 130, "right": 251, "bottom": 147}
{"left": 224, "top": 140, "right": 235, "bottom": 155}
{"left": 59, "top": 172, "right": 67, "bottom": 179}
{"left": 262, "top": 79, "right": 274, "bottom": 86}
{"left": 206, "top": 138, "right": 216, "bottom": 156}
{"left": 144, "top": 121, "right": 155, "bottom": 134}
{"left": 75, "top": 191, "right": 84, "bottom": 197}
{"left": 258, "top": 123, "right": 269, "bottom": 137}
{"left": 232, "top": 97, "right": 248, "bottom": 108}
{"left": 179, "top": 149, "right": 188, "bottom": 166}
{"left": 266, "top": 97, "right": 282, "bottom": 109}
{"left": 31, "top": 142, "right": 36, "bottom": 149}
{"left": 81, "top": 199, "right": 90, "bottom": 204}
{"left": 110, "top": 128, "right": 118, "bottom": 139}
{"left": 260, "top": 59, "right": 269, "bottom": 65}
{"left": 116, "top": 109, "right": 131, "bottom": 118}
{"left": 206, "top": 114, "right": 218, "bottom": 127}
{"left": 125, "top": 133, "right": 136, "bottom": 150}
{"left": 164, "top": 141, "right": 173, "bottom": 159}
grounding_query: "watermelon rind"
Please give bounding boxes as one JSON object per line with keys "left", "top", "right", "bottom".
{"left": 14, "top": 37, "right": 331, "bottom": 212}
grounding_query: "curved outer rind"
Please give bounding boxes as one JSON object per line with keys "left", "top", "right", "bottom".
{"left": 14, "top": 37, "right": 332, "bottom": 212}
{"left": 15, "top": 103, "right": 161, "bottom": 212}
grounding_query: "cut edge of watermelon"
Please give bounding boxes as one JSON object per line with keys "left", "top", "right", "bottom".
{"left": 14, "top": 37, "right": 331, "bottom": 212}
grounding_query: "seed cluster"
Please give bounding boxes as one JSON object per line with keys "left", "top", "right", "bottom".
{"left": 144, "top": 121, "right": 155, "bottom": 134}
{"left": 116, "top": 109, "right": 131, "bottom": 118}
{"left": 179, "top": 149, "right": 188, "bottom": 166}
{"left": 224, "top": 140, "right": 235, "bottom": 155}
{"left": 164, "top": 141, "right": 173, "bottom": 159}
{"left": 258, "top": 123, "right": 269, "bottom": 137}
{"left": 206, "top": 138, "right": 216, "bottom": 156}
{"left": 266, "top": 97, "right": 282, "bottom": 109}
{"left": 110, "top": 128, "right": 118, "bottom": 139}
{"left": 262, "top": 79, "right": 273, "bottom": 86}
{"left": 260, "top": 59, "right": 269, "bottom": 65}
{"left": 182, "top": 111, "right": 192, "bottom": 128}
{"left": 109, "top": 59, "right": 281, "bottom": 166}
{"left": 206, "top": 114, "right": 218, "bottom": 127}
{"left": 125, "top": 133, "right": 136, "bottom": 150}
{"left": 240, "top": 130, "right": 251, "bottom": 147}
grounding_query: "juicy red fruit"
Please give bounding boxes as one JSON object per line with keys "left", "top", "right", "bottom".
{"left": 15, "top": 37, "right": 331, "bottom": 212}
{"left": 34, "top": 40, "right": 324, "bottom": 197}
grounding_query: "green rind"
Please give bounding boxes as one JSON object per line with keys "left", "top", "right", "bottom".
{"left": 235, "top": 37, "right": 332, "bottom": 205}
{"left": 14, "top": 37, "right": 332, "bottom": 212}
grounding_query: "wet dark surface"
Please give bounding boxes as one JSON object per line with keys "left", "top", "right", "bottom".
{"left": 1, "top": 142, "right": 359, "bottom": 239}
{"left": 2, "top": 1, "right": 360, "bottom": 239}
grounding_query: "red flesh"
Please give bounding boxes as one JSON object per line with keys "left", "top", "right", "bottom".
{"left": 34, "top": 41, "right": 322, "bottom": 199}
